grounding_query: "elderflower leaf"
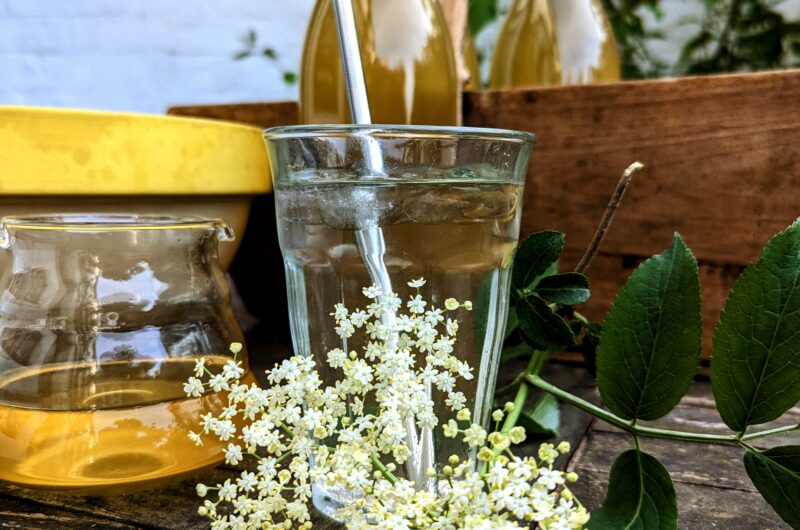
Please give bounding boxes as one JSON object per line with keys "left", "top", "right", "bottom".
{"left": 511, "top": 231, "right": 564, "bottom": 294}
{"left": 517, "top": 393, "right": 560, "bottom": 437}
{"left": 711, "top": 219, "right": 800, "bottom": 432}
{"left": 591, "top": 450, "right": 678, "bottom": 530}
{"left": 596, "top": 233, "right": 701, "bottom": 421}
{"left": 743, "top": 446, "right": 800, "bottom": 528}
{"left": 534, "top": 271, "right": 591, "bottom": 305}
{"left": 517, "top": 294, "right": 575, "bottom": 350}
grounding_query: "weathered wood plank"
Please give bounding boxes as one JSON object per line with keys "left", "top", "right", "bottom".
{"left": 565, "top": 380, "right": 798, "bottom": 529}
{"left": 464, "top": 70, "right": 800, "bottom": 267}
{"left": 0, "top": 495, "right": 144, "bottom": 529}
{"left": 0, "top": 468, "right": 236, "bottom": 530}
{"left": 571, "top": 467, "right": 790, "bottom": 530}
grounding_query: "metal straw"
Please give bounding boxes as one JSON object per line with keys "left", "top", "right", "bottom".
{"left": 331, "top": 0, "right": 432, "bottom": 488}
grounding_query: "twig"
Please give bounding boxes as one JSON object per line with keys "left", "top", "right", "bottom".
{"left": 574, "top": 162, "right": 644, "bottom": 274}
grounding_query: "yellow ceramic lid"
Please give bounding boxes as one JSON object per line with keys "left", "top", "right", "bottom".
{"left": 0, "top": 106, "right": 271, "bottom": 195}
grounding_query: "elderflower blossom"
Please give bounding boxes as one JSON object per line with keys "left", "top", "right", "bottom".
{"left": 186, "top": 284, "right": 588, "bottom": 529}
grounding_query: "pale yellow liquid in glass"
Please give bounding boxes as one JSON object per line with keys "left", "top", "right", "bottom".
{"left": 0, "top": 356, "right": 254, "bottom": 494}
{"left": 300, "top": 0, "right": 459, "bottom": 125}
{"left": 489, "top": 0, "right": 620, "bottom": 88}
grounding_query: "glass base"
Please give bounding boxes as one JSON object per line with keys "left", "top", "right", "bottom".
{"left": 312, "top": 482, "right": 362, "bottom": 521}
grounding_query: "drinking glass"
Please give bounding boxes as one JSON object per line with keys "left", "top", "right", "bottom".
{"left": 264, "top": 125, "right": 533, "bottom": 517}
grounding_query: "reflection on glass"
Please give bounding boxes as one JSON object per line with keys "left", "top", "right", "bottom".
{"left": 0, "top": 215, "right": 250, "bottom": 493}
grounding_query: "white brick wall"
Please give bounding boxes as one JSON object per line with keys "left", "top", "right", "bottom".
{"left": 3, "top": 0, "right": 798, "bottom": 114}
{"left": 0, "top": 0, "right": 315, "bottom": 113}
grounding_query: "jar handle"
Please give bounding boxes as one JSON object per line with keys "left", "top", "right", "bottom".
{"left": 213, "top": 219, "right": 235, "bottom": 242}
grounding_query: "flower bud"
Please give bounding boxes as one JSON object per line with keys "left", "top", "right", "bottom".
{"left": 508, "top": 426, "right": 526, "bottom": 444}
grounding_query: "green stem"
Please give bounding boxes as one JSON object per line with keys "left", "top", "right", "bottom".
{"left": 371, "top": 456, "right": 398, "bottom": 485}
{"left": 741, "top": 423, "right": 800, "bottom": 441}
{"left": 480, "top": 351, "right": 548, "bottom": 474}
{"left": 572, "top": 310, "right": 591, "bottom": 327}
{"left": 501, "top": 351, "right": 549, "bottom": 431}
{"left": 526, "top": 375, "right": 745, "bottom": 444}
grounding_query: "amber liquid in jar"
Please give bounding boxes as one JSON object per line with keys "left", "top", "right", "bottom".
{"left": 300, "top": 0, "right": 459, "bottom": 125}
{"left": 0, "top": 356, "right": 254, "bottom": 494}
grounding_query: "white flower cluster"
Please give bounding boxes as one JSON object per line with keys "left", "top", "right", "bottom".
{"left": 185, "top": 280, "right": 588, "bottom": 529}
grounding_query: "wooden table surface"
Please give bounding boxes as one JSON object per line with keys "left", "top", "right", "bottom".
{"left": 1, "top": 349, "right": 795, "bottom": 529}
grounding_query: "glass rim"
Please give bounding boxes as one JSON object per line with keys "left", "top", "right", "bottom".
{"left": 262, "top": 124, "right": 535, "bottom": 144}
{"left": 0, "top": 214, "right": 233, "bottom": 234}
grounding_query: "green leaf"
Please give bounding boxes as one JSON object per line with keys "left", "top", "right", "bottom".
{"left": 517, "top": 295, "right": 574, "bottom": 350}
{"left": 591, "top": 450, "right": 678, "bottom": 530}
{"left": 744, "top": 446, "right": 800, "bottom": 528}
{"left": 711, "top": 219, "right": 800, "bottom": 432}
{"left": 512, "top": 231, "right": 564, "bottom": 293}
{"left": 535, "top": 272, "right": 590, "bottom": 305}
{"left": 596, "top": 233, "right": 701, "bottom": 421}
{"left": 233, "top": 50, "right": 251, "bottom": 60}
{"left": 282, "top": 71, "right": 298, "bottom": 85}
{"left": 518, "top": 393, "right": 560, "bottom": 437}
{"left": 262, "top": 47, "right": 278, "bottom": 60}
{"left": 468, "top": 0, "right": 498, "bottom": 35}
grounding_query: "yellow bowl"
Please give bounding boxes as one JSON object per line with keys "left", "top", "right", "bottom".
{"left": 0, "top": 106, "right": 271, "bottom": 267}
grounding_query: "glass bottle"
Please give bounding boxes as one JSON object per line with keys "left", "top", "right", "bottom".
{"left": 489, "top": 0, "right": 562, "bottom": 88}
{"left": 300, "top": 0, "right": 459, "bottom": 125}
{"left": 0, "top": 215, "right": 253, "bottom": 494}
{"left": 463, "top": 30, "right": 482, "bottom": 90}
{"left": 549, "top": 0, "right": 621, "bottom": 84}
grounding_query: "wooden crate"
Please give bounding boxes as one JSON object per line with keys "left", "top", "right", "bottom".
{"left": 169, "top": 69, "right": 800, "bottom": 357}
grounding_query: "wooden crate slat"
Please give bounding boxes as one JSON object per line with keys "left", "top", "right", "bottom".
{"left": 463, "top": 70, "right": 800, "bottom": 267}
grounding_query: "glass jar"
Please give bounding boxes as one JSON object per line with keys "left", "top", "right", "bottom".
{"left": 0, "top": 215, "right": 253, "bottom": 494}
{"left": 300, "top": 0, "right": 459, "bottom": 125}
{"left": 264, "top": 125, "right": 533, "bottom": 518}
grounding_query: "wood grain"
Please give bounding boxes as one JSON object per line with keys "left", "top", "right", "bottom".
{"left": 464, "top": 69, "right": 800, "bottom": 266}
{"left": 0, "top": 495, "right": 143, "bottom": 529}
{"left": 464, "top": 71, "right": 800, "bottom": 357}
